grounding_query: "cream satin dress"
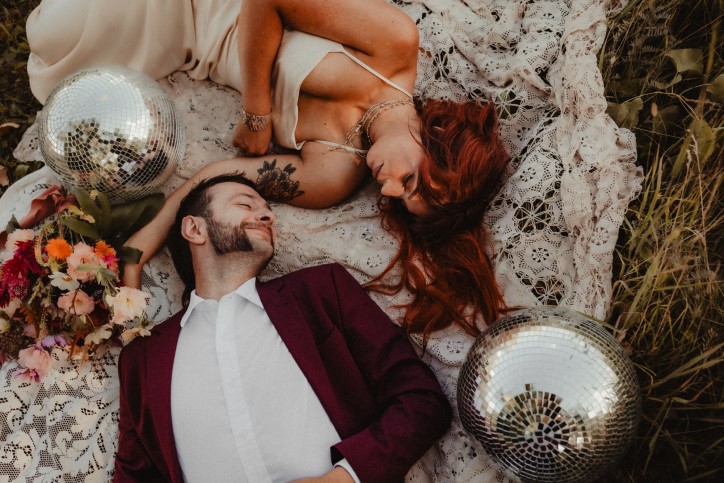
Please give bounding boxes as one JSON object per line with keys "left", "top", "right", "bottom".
{"left": 27, "top": 0, "right": 241, "bottom": 103}
{"left": 26, "top": 0, "right": 412, "bottom": 153}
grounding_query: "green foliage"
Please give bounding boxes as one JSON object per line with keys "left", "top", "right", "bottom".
{"left": 68, "top": 188, "right": 165, "bottom": 264}
{"left": 0, "top": 1, "right": 43, "bottom": 195}
{"left": 601, "top": 0, "right": 723, "bottom": 480}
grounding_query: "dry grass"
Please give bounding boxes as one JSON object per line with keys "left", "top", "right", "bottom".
{"left": 0, "top": 0, "right": 722, "bottom": 481}
{"left": 601, "top": 0, "right": 723, "bottom": 480}
{"left": 0, "top": 0, "right": 42, "bottom": 193}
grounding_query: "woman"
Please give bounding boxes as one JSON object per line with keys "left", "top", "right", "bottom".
{"left": 28, "top": 0, "right": 509, "bottom": 340}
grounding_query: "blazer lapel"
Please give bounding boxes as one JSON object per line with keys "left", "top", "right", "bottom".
{"left": 147, "top": 313, "right": 184, "bottom": 482}
{"left": 257, "top": 279, "right": 346, "bottom": 434}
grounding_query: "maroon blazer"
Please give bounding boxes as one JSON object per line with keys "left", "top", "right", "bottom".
{"left": 114, "top": 263, "right": 451, "bottom": 483}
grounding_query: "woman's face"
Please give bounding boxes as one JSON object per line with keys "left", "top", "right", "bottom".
{"left": 366, "top": 131, "right": 429, "bottom": 215}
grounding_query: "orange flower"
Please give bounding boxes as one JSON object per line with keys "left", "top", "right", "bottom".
{"left": 94, "top": 241, "right": 116, "bottom": 259}
{"left": 46, "top": 238, "right": 72, "bottom": 260}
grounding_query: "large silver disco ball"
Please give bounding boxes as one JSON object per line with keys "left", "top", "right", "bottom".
{"left": 458, "top": 306, "right": 640, "bottom": 483}
{"left": 38, "top": 66, "right": 184, "bottom": 203}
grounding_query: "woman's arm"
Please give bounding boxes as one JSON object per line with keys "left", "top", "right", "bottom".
{"left": 233, "top": 1, "right": 283, "bottom": 153}
{"left": 122, "top": 149, "right": 367, "bottom": 287}
{"left": 233, "top": 0, "right": 418, "bottom": 152}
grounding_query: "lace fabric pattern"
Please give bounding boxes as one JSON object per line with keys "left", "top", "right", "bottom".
{"left": 0, "top": 1, "right": 642, "bottom": 481}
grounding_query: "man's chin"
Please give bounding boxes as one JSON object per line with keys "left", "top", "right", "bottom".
{"left": 249, "top": 238, "right": 274, "bottom": 257}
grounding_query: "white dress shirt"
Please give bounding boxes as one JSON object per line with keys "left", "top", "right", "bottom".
{"left": 171, "top": 278, "right": 359, "bottom": 483}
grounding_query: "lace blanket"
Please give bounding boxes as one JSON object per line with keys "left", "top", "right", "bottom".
{"left": 0, "top": 1, "right": 642, "bottom": 481}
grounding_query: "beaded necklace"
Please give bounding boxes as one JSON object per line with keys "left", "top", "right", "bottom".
{"left": 333, "top": 97, "right": 414, "bottom": 158}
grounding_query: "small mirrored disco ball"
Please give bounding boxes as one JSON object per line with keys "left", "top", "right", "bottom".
{"left": 38, "top": 66, "right": 184, "bottom": 204}
{"left": 458, "top": 306, "right": 640, "bottom": 483}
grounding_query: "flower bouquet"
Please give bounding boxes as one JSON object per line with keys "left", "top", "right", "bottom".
{"left": 0, "top": 187, "right": 163, "bottom": 381}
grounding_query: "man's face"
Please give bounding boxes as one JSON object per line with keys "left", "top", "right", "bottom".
{"left": 204, "top": 182, "right": 276, "bottom": 258}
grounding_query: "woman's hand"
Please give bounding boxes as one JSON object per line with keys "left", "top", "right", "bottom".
{"left": 233, "top": 122, "right": 273, "bottom": 156}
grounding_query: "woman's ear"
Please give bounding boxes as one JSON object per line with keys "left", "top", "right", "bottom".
{"left": 180, "top": 215, "right": 206, "bottom": 246}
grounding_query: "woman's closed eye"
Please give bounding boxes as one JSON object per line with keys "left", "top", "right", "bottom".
{"left": 402, "top": 174, "right": 413, "bottom": 190}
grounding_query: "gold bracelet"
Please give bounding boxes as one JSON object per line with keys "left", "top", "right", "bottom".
{"left": 241, "top": 106, "right": 272, "bottom": 131}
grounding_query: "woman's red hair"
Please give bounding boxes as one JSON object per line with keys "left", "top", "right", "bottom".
{"left": 366, "top": 99, "right": 509, "bottom": 345}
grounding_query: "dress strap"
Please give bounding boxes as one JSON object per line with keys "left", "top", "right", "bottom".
{"left": 339, "top": 51, "right": 413, "bottom": 99}
{"left": 311, "top": 140, "right": 368, "bottom": 157}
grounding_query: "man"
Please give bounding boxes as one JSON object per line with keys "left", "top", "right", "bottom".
{"left": 114, "top": 174, "right": 451, "bottom": 483}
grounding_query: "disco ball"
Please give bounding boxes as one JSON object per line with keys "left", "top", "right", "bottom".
{"left": 458, "top": 306, "right": 640, "bottom": 483}
{"left": 38, "top": 65, "right": 184, "bottom": 204}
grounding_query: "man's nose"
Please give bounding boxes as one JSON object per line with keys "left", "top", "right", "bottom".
{"left": 257, "top": 209, "right": 275, "bottom": 224}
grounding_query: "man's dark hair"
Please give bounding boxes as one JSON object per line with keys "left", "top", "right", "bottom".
{"left": 166, "top": 172, "right": 258, "bottom": 306}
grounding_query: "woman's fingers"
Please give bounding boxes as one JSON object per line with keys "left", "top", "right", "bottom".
{"left": 233, "top": 123, "right": 273, "bottom": 155}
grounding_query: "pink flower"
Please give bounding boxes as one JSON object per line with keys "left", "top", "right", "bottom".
{"left": 1, "top": 298, "right": 21, "bottom": 318}
{"left": 66, "top": 243, "right": 102, "bottom": 282}
{"left": 16, "top": 346, "right": 52, "bottom": 381}
{"left": 106, "top": 286, "right": 148, "bottom": 325}
{"left": 23, "top": 324, "right": 38, "bottom": 338}
{"left": 57, "top": 289, "right": 95, "bottom": 316}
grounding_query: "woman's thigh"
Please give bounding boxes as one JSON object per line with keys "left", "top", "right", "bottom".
{"left": 27, "top": 0, "right": 197, "bottom": 102}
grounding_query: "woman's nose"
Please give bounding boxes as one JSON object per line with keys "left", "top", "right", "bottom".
{"left": 380, "top": 180, "right": 404, "bottom": 198}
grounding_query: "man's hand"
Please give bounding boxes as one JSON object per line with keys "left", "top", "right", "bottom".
{"left": 121, "top": 263, "right": 142, "bottom": 289}
{"left": 233, "top": 122, "right": 272, "bottom": 156}
{"left": 289, "top": 466, "right": 355, "bottom": 483}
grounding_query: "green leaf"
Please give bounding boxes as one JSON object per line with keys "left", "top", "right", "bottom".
{"left": 5, "top": 216, "right": 20, "bottom": 234}
{"left": 73, "top": 188, "right": 101, "bottom": 222}
{"left": 652, "top": 105, "right": 681, "bottom": 135}
{"left": 13, "top": 164, "right": 29, "bottom": 179}
{"left": 607, "top": 78, "right": 646, "bottom": 98}
{"left": 95, "top": 266, "right": 119, "bottom": 283}
{"left": 707, "top": 74, "right": 724, "bottom": 103}
{"left": 672, "top": 118, "right": 717, "bottom": 177}
{"left": 666, "top": 48, "right": 704, "bottom": 75}
{"left": 129, "top": 193, "right": 164, "bottom": 227}
{"left": 690, "top": 118, "right": 716, "bottom": 163}
{"left": 653, "top": 73, "right": 682, "bottom": 90}
{"left": 109, "top": 193, "right": 164, "bottom": 242}
{"left": 97, "top": 191, "right": 112, "bottom": 235}
{"left": 60, "top": 217, "right": 100, "bottom": 240}
{"left": 606, "top": 98, "right": 643, "bottom": 129}
{"left": 117, "top": 245, "right": 143, "bottom": 265}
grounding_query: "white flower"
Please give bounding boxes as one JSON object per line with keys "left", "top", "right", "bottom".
{"left": 106, "top": 287, "right": 148, "bottom": 325}
{"left": 49, "top": 271, "right": 80, "bottom": 291}
{"left": 5, "top": 229, "right": 34, "bottom": 251}
{"left": 84, "top": 325, "right": 113, "bottom": 346}
{"left": 120, "top": 326, "right": 152, "bottom": 345}
{"left": 1, "top": 229, "right": 34, "bottom": 260}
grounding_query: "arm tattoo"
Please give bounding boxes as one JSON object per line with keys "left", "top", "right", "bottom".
{"left": 255, "top": 159, "right": 304, "bottom": 202}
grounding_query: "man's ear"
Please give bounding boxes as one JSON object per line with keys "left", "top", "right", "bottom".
{"left": 180, "top": 215, "right": 206, "bottom": 246}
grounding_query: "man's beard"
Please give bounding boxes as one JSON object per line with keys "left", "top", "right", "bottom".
{"left": 206, "top": 217, "right": 269, "bottom": 255}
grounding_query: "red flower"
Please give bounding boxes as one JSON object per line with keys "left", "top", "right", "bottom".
{"left": 0, "top": 240, "right": 43, "bottom": 307}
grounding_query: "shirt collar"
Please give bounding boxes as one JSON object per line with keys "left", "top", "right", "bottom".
{"left": 179, "top": 277, "right": 262, "bottom": 327}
